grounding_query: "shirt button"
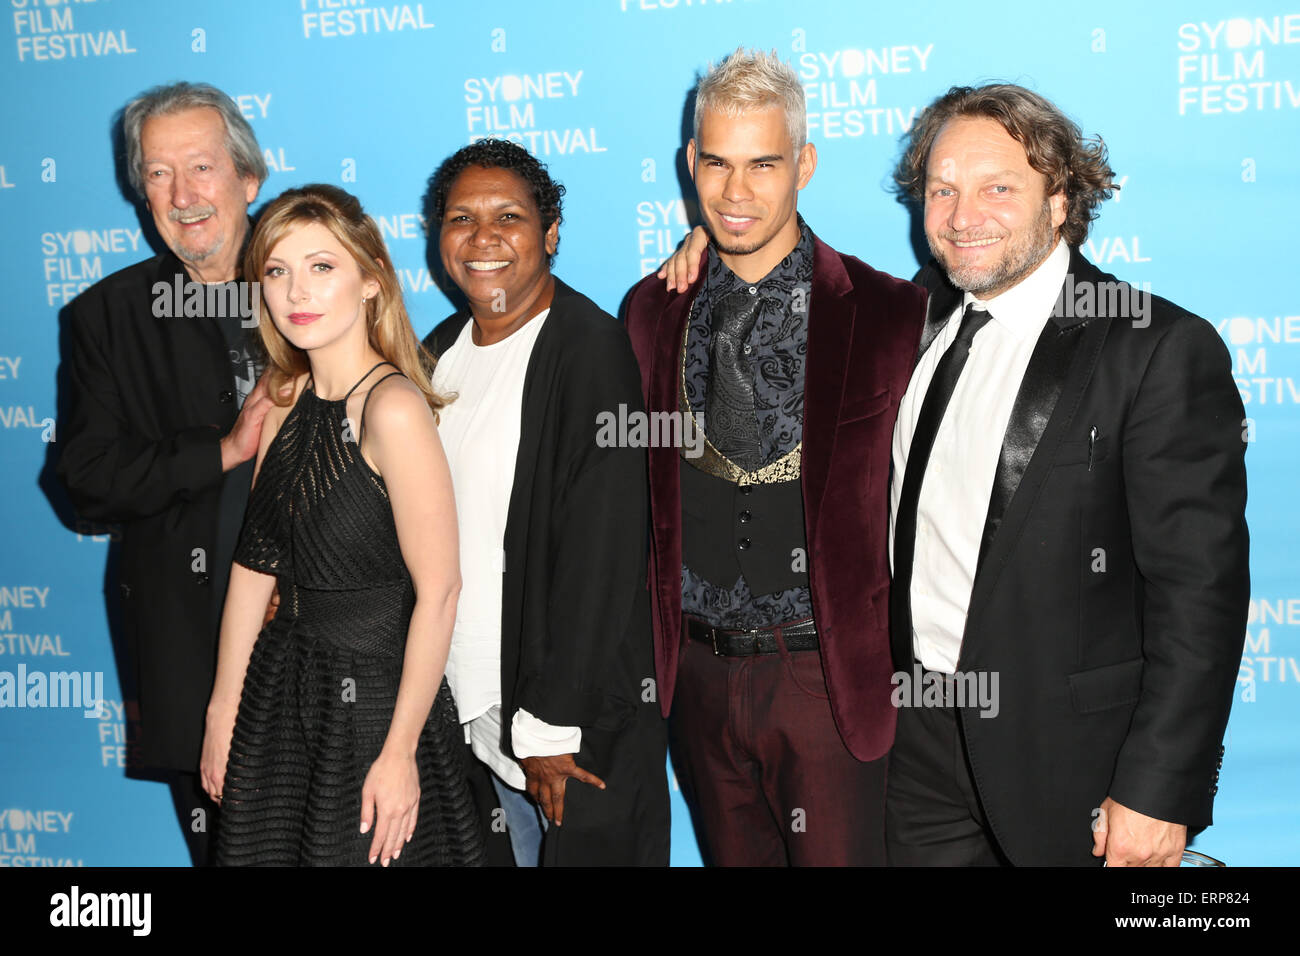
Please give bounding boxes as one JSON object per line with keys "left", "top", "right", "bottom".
{"left": 739, "top": 485, "right": 753, "bottom": 496}
{"left": 748, "top": 286, "right": 758, "bottom": 295}
{"left": 737, "top": 538, "right": 751, "bottom": 551}
{"left": 738, "top": 510, "right": 752, "bottom": 523}
{"left": 743, "top": 344, "right": 753, "bottom": 355}
{"left": 218, "top": 390, "right": 234, "bottom": 404}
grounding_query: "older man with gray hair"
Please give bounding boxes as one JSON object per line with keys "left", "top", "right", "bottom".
{"left": 58, "top": 82, "right": 273, "bottom": 865}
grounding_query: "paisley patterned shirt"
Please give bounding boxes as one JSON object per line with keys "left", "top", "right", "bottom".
{"left": 681, "top": 217, "right": 814, "bottom": 628}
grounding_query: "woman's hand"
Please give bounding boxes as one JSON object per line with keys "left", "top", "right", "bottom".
{"left": 520, "top": 754, "right": 606, "bottom": 827}
{"left": 360, "top": 748, "right": 421, "bottom": 866}
{"left": 656, "top": 225, "right": 710, "bottom": 293}
{"left": 199, "top": 703, "right": 237, "bottom": 804}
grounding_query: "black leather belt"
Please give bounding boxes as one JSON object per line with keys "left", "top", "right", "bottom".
{"left": 686, "top": 616, "right": 818, "bottom": 657}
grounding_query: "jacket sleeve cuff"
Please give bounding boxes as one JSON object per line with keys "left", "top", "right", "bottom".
{"left": 173, "top": 425, "right": 226, "bottom": 495}
{"left": 1108, "top": 758, "right": 1217, "bottom": 830}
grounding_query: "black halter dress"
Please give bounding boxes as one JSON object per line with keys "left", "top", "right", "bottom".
{"left": 215, "top": 362, "right": 485, "bottom": 866}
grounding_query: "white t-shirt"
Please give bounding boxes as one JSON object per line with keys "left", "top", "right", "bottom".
{"left": 432, "top": 310, "right": 581, "bottom": 790}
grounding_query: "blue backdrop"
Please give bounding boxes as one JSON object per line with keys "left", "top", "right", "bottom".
{"left": 1, "top": 0, "right": 1296, "bottom": 867}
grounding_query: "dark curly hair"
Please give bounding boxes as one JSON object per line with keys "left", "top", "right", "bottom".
{"left": 893, "top": 84, "right": 1117, "bottom": 247}
{"left": 427, "top": 138, "right": 566, "bottom": 263}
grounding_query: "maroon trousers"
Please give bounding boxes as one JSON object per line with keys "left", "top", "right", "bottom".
{"left": 668, "top": 625, "right": 888, "bottom": 866}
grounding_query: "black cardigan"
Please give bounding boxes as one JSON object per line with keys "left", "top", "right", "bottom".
{"left": 426, "top": 277, "right": 656, "bottom": 775}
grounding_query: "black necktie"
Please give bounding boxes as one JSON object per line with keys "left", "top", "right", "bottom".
{"left": 890, "top": 304, "right": 993, "bottom": 666}
{"left": 705, "top": 290, "right": 764, "bottom": 470}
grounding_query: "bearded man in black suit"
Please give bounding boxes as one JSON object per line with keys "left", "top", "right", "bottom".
{"left": 886, "top": 83, "right": 1249, "bottom": 867}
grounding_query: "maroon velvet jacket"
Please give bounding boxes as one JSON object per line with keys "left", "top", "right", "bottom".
{"left": 623, "top": 236, "right": 926, "bottom": 761}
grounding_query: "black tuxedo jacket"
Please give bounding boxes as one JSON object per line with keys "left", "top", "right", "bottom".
{"left": 893, "top": 247, "right": 1249, "bottom": 865}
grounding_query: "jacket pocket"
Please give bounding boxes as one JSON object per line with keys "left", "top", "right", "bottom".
{"left": 1067, "top": 657, "right": 1143, "bottom": 714}
{"left": 1055, "top": 435, "right": 1110, "bottom": 467}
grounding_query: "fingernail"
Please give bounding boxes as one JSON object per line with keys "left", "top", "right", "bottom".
{"left": 369, "top": 855, "right": 377, "bottom": 864}
{"left": 360, "top": 822, "right": 370, "bottom": 833}
{"left": 393, "top": 849, "right": 401, "bottom": 860}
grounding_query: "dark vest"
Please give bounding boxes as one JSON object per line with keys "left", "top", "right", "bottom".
{"left": 680, "top": 460, "right": 809, "bottom": 596}
{"left": 677, "top": 318, "right": 810, "bottom": 600}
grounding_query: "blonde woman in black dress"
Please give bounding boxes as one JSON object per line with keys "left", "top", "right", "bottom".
{"left": 199, "top": 184, "right": 484, "bottom": 866}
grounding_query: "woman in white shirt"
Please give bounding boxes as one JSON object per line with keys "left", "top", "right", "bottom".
{"left": 425, "top": 140, "right": 669, "bottom": 866}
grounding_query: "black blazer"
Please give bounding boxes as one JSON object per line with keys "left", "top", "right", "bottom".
{"left": 894, "top": 247, "right": 1249, "bottom": 865}
{"left": 58, "top": 250, "right": 245, "bottom": 772}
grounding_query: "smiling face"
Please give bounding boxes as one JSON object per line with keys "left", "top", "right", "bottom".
{"left": 140, "top": 106, "right": 259, "bottom": 283}
{"left": 259, "top": 220, "right": 379, "bottom": 355}
{"left": 687, "top": 105, "right": 816, "bottom": 283}
{"left": 438, "top": 165, "right": 557, "bottom": 325}
{"left": 923, "top": 116, "right": 1066, "bottom": 300}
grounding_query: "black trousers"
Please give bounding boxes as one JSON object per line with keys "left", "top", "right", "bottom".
{"left": 885, "top": 677, "right": 1009, "bottom": 866}
{"left": 164, "top": 770, "right": 218, "bottom": 867}
{"left": 540, "top": 698, "right": 671, "bottom": 867}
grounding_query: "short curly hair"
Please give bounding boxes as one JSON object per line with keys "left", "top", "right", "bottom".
{"left": 894, "top": 84, "right": 1117, "bottom": 247}
{"left": 427, "top": 138, "right": 565, "bottom": 263}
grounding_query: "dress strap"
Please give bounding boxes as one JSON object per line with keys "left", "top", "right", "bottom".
{"left": 358, "top": 370, "right": 408, "bottom": 448}
{"left": 343, "top": 360, "right": 396, "bottom": 402}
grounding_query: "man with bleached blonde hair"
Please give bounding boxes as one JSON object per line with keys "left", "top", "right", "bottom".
{"left": 624, "top": 49, "right": 925, "bottom": 865}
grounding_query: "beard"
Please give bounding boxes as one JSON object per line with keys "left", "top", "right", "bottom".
{"left": 168, "top": 205, "right": 223, "bottom": 264}
{"left": 930, "top": 200, "right": 1056, "bottom": 299}
{"left": 174, "top": 233, "right": 223, "bottom": 265}
{"left": 705, "top": 214, "right": 778, "bottom": 259}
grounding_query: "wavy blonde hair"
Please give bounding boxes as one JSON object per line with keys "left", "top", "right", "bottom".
{"left": 243, "top": 183, "right": 446, "bottom": 415}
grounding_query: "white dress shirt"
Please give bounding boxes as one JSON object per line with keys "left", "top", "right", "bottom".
{"left": 889, "top": 241, "right": 1069, "bottom": 673}
{"left": 432, "top": 310, "right": 581, "bottom": 791}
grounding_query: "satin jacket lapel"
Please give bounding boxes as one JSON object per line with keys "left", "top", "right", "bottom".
{"left": 914, "top": 261, "right": 962, "bottom": 363}
{"left": 802, "top": 238, "right": 854, "bottom": 532}
{"left": 964, "top": 251, "right": 1113, "bottom": 634}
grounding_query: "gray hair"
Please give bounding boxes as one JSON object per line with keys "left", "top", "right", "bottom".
{"left": 122, "top": 82, "right": 267, "bottom": 199}
{"left": 693, "top": 48, "right": 807, "bottom": 152}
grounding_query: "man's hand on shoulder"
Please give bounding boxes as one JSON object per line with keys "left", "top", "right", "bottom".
{"left": 1092, "top": 795, "right": 1187, "bottom": 866}
{"left": 219, "top": 371, "right": 288, "bottom": 472}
